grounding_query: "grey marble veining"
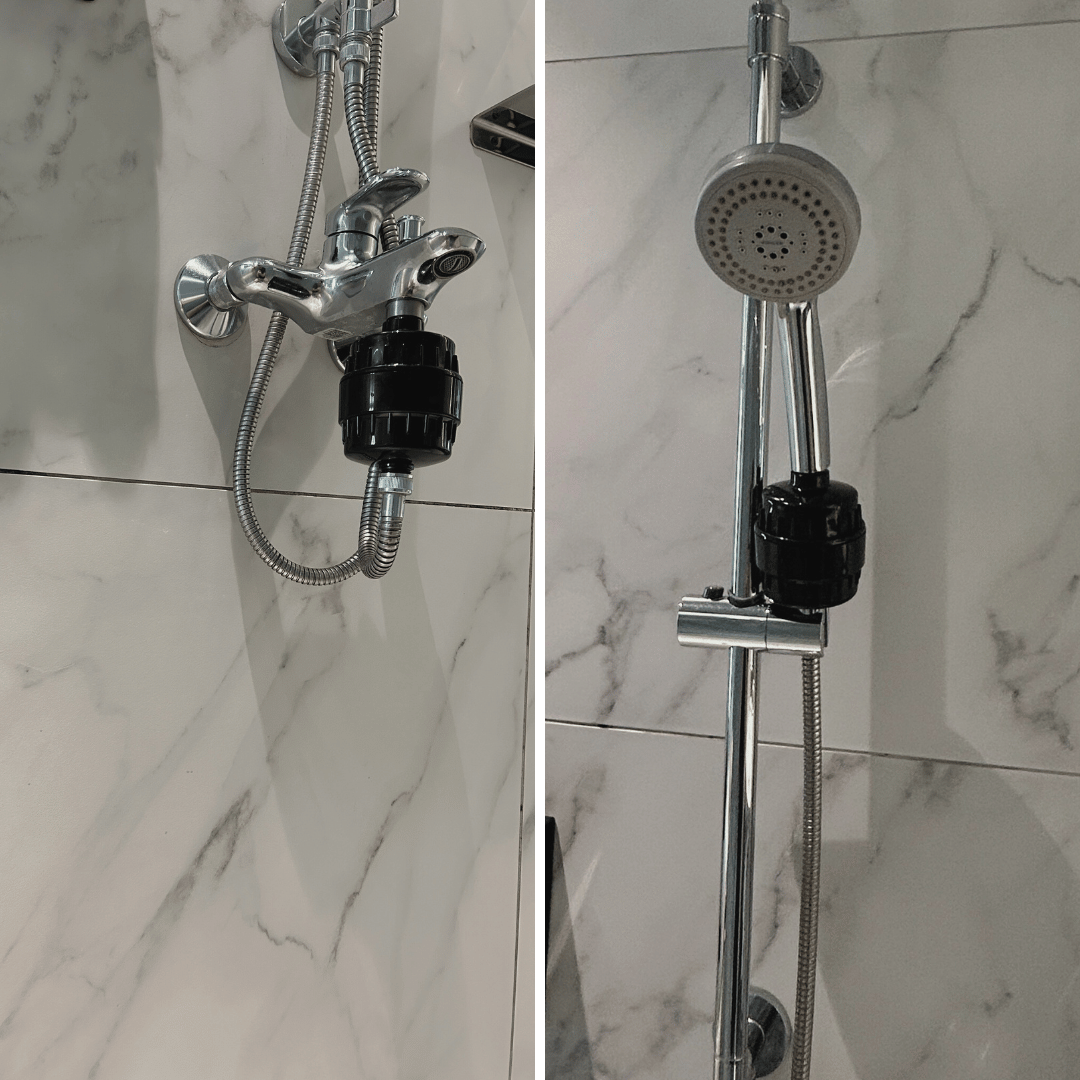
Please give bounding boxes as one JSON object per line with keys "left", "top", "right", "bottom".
{"left": 0, "top": 474, "right": 531, "bottom": 1079}
{"left": 546, "top": 22, "right": 1080, "bottom": 776}
{"left": 547, "top": 722, "right": 1080, "bottom": 1080}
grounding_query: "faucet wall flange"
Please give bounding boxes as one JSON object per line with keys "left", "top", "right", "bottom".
{"left": 174, "top": 255, "right": 247, "bottom": 345}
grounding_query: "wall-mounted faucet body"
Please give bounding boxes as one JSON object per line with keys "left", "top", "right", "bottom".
{"left": 173, "top": 0, "right": 485, "bottom": 586}
{"left": 180, "top": 169, "right": 485, "bottom": 345}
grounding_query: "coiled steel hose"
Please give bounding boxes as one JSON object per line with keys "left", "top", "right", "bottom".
{"left": 232, "top": 55, "right": 405, "bottom": 585}
{"left": 344, "top": 62, "right": 380, "bottom": 183}
{"left": 342, "top": 17, "right": 399, "bottom": 250}
{"left": 790, "top": 655, "right": 822, "bottom": 1080}
{"left": 366, "top": 27, "right": 399, "bottom": 249}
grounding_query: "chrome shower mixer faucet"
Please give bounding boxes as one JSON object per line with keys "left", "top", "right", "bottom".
{"left": 171, "top": 0, "right": 486, "bottom": 586}
{"left": 176, "top": 168, "right": 484, "bottom": 347}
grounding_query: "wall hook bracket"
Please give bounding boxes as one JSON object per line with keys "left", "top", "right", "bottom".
{"left": 780, "top": 44, "right": 823, "bottom": 117}
{"left": 748, "top": 988, "right": 792, "bottom": 1077}
{"left": 273, "top": 0, "right": 399, "bottom": 77}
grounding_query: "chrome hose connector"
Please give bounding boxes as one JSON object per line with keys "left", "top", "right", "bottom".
{"left": 376, "top": 469, "right": 413, "bottom": 520}
{"left": 313, "top": 27, "right": 339, "bottom": 54}
{"left": 340, "top": 0, "right": 373, "bottom": 67}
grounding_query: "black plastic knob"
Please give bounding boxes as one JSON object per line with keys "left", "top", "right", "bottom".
{"left": 754, "top": 470, "right": 866, "bottom": 609}
{"left": 337, "top": 317, "right": 462, "bottom": 468}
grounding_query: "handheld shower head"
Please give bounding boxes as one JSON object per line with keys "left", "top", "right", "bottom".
{"left": 694, "top": 142, "right": 860, "bottom": 302}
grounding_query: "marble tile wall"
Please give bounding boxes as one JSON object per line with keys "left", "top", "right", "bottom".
{"left": 546, "top": 6, "right": 1080, "bottom": 1078}
{"left": 0, "top": 1, "right": 533, "bottom": 1078}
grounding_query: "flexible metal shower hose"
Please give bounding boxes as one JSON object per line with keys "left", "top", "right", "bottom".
{"left": 790, "top": 655, "right": 823, "bottom": 1080}
{"left": 232, "top": 60, "right": 403, "bottom": 585}
{"left": 343, "top": 26, "right": 399, "bottom": 249}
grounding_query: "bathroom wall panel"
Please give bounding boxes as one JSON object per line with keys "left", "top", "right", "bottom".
{"left": 0, "top": 474, "right": 530, "bottom": 1080}
{"left": 547, "top": 721, "right": 1080, "bottom": 1080}
{"left": 546, "top": 22, "right": 1080, "bottom": 776}
{"left": 510, "top": 692, "right": 535, "bottom": 1080}
{"left": 547, "top": 0, "right": 1080, "bottom": 62}
{"left": 0, "top": 0, "right": 533, "bottom": 509}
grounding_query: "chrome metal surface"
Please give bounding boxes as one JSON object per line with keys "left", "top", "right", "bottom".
{"left": 322, "top": 228, "right": 379, "bottom": 266}
{"left": 398, "top": 214, "right": 425, "bottom": 242}
{"left": 717, "top": 647, "right": 760, "bottom": 1080}
{"left": 730, "top": 297, "right": 773, "bottom": 595}
{"left": 174, "top": 255, "right": 247, "bottom": 345}
{"left": 748, "top": 1, "right": 789, "bottom": 63}
{"left": 386, "top": 297, "right": 425, "bottom": 320}
{"left": 747, "top": 989, "right": 792, "bottom": 1077}
{"left": 470, "top": 85, "right": 535, "bottom": 168}
{"left": 328, "top": 338, "right": 348, "bottom": 372}
{"left": 338, "top": 38, "right": 370, "bottom": 67}
{"left": 273, "top": 0, "right": 397, "bottom": 75}
{"left": 377, "top": 469, "right": 413, "bottom": 520}
{"left": 224, "top": 225, "right": 484, "bottom": 341}
{"left": 713, "top": 23, "right": 784, "bottom": 1080}
{"left": 778, "top": 298, "right": 830, "bottom": 473}
{"left": 695, "top": 142, "right": 861, "bottom": 302}
{"left": 677, "top": 596, "right": 826, "bottom": 655}
{"left": 207, "top": 268, "right": 242, "bottom": 311}
{"left": 340, "top": 0, "right": 372, "bottom": 65}
{"left": 750, "top": 56, "right": 784, "bottom": 146}
{"left": 781, "top": 45, "right": 823, "bottom": 118}
{"left": 325, "top": 168, "right": 427, "bottom": 245}
{"left": 272, "top": 0, "right": 331, "bottom": 76}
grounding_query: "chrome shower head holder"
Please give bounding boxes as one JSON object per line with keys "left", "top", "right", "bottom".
{"left": 272, "top": 0, "right": 399, "bottom": 76}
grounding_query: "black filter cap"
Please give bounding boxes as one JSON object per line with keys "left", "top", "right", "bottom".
{"left": 338, "top": 322, "right": 462, "bottom": 468}
{"left": 754, "top": 470, "right": 866, "bottom": 609}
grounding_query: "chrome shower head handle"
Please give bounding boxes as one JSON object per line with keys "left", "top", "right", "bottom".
{"left": 777, "top": 297, "right": 829, "bottom": 475}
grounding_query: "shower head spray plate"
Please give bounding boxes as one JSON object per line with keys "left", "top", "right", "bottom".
{"left": 695, "top": 142, "right": 860, "bottom": 303}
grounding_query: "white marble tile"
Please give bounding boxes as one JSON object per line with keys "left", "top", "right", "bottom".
{"left": 0, "top": 473, "right": 530, "bottom": 1079}
{"left": 546, "top": 23, "right": 1080, "bottom": 774}
{"left": 510, "top": 687, "right": 535, "bottom": 1080}
{"left": 547, "top": 0, "right": 1080, "bottom": 63}
{"left": 0, "top": 0, "right": 532, "bottom": 508}
{"left": 546, "top": 721, "right": 1080, "bottom": 1080}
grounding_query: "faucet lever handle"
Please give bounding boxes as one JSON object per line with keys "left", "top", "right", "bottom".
{"left": 351, "top": 168, "right": 428, "bottom": 218}
{"left": 369, "top": 0, "right": 400, "bottom": 30}
{"left": 327, "top": 168, "right": 429, "bottom": 238}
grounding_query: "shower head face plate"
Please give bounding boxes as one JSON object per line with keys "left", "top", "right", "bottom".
{"left": 695, "top": 143, "right": 861, "bottom": 303}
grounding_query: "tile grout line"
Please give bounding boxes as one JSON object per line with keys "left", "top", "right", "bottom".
{"left": 544, "top": 716, "right": 1080, "bottom": 780}
{"left": 506, "top": 503, "right": 535, "bottom": 1080}
{"left": 545, "top": 14, "right": 1080, "bottom": 66}
{"left": 0, "top": 468, "right": 532, "bottom": 513}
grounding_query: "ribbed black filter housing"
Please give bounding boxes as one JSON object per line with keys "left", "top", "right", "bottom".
{"left": 338, "top": 316, "right": 462, "bottom": 467}
{"left": 754, "top": 470, "right": 866, "bottom": 609}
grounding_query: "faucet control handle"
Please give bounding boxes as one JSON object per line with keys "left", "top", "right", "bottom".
{"left": 326, "top": 168, "right": 429, "bottom": 240}
{"left": 369, "top": 0, "right": 400, "bottom": 31}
